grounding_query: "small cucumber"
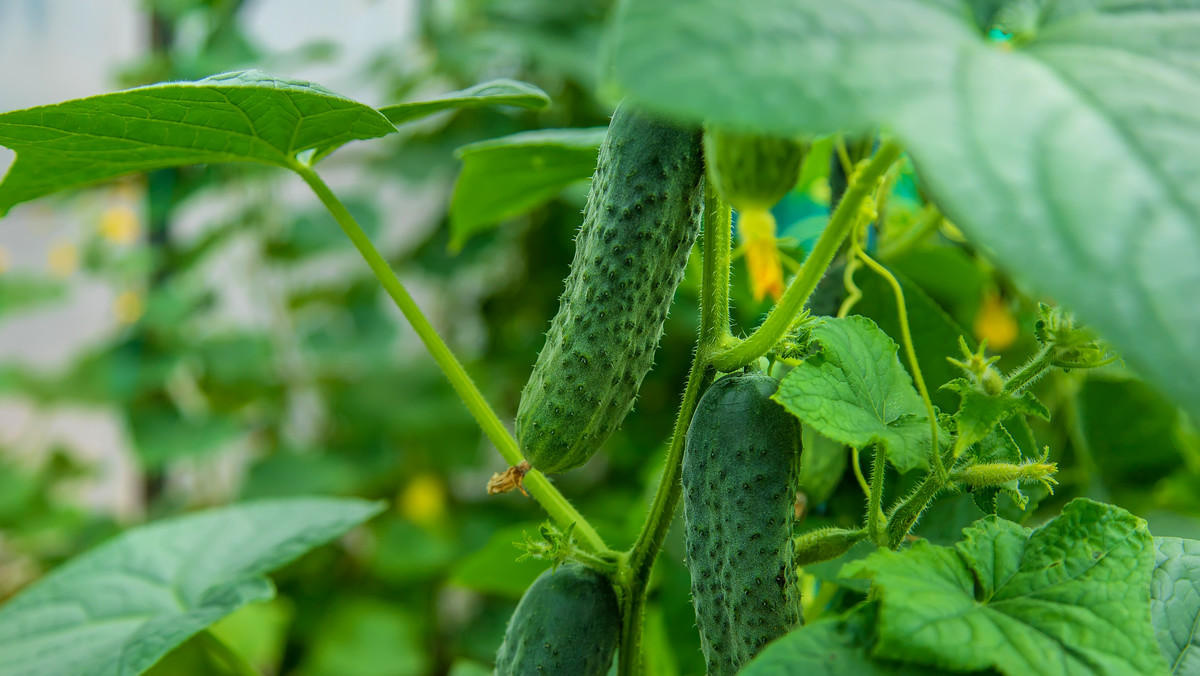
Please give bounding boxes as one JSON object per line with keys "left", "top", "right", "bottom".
{"left": 683, "top": 372, "right": 803, "bottom": 675}
{"left": 516, "top": 101, "right": 704, "bottom": 473}
{"left": 703, "top": 127, "right": 806, "bottom": 211}
{"left": 494, "top": 563, "right": 620, "bottom": 675}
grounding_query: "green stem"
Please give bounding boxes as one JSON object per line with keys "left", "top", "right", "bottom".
{"left": 710, "top": 140, "right": 904, "bottom": 372}
{"left": 617, "top": 178, "right": 729, "bottom": 676}
{"left": 867, "top": 446, "right": 887, "bottom": 546}
{"left": 855, "top": 249, "right": 944, "bottom": 480}
{"left": 197, "top": 631, "right": 261, "bottom": 676}
{"left": 1004, "top": 343, "right": 1055, "bottom": 394}
{"left": 885, "top": 473, "right": 945, "bottom": 549}
{"left": 294, "top": 163, "right": 609, "bottom": 555}
{"left": 701, "top": 184, "right": 733, "bottom": 344}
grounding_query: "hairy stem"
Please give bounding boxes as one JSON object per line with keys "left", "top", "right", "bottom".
{"left": 1004, "top": 343, "right": 1056, "bottom": 394}
{"left": 867, "top": 446, "right": 887, "bottom": 546}
{"left": 885, "top": 473, "right": 945, "bottom": 549}
{"left": 618, "top": 179, "right": 729, "bottom": 676}
{"left": 294, "top": 164, "right": 609, "bottom": 554}
{"left": 711, "top": 140, "right": 904, "bottom": 372}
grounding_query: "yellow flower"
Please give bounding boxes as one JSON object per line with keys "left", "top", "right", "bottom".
{"left": 99, "top": 205, "right": 141, "bottom": 245}
{"left": 973, "top": 292, "right": 1018, "bottom": 351}
{"left": 114, "top": 290, "right": 144, "bottom": 324}
{"left": 47, "top": 241, "right": 78, "bottom": 278}
{"left": 739, "top": 208, "right": 784, "bottom": 302}
{"left": 400, "top": 473, "right": 447, "bottom": 526}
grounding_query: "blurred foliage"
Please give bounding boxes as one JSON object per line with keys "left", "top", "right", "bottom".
{"left": 1, "top": 0, "right": 1198, "bottom": 675}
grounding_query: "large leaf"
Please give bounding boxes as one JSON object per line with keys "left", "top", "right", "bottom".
{"left": 774, "top": 316, "right": 935, "bottom": 473}
{"left": 449, "top": 127, "right": 606, "bottom": 249}
{"left": 0, "top": 497, "right": 384, "bottom": 676}
{"left": 844, "top": 498, "right": 1167, "bottom": 676}
{"left": 610, "top": 0, "right": 1200, "bottom": 422}
{"left": 378, "top": 79, "right": 550, "bottom": 126}
{"left": 1151, "top": 537, "right": 1200, "bottom": 674}
{"left": 742, "top": 605, "right": 966, "bottom": 675}
{"left": 0, "top": 70, "right": 396, "bottom": 215}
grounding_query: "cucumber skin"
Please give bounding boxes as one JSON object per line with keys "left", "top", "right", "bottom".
{"left": 516, "top": 101, "right": 704, "bottom": 474}
{"left": 494, "top": 563, "right": 620, "bottom": 676}
{"left": 683, "top": 372, "right": 803, "bottom": 675}
{"left": 704, "top": 128, "right": 805, "bottom": 210}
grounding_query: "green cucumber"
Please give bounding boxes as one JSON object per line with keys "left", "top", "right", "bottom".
{"left": 703, "top": 127, "right": 806, "bottom": 211}
{"left": 516, "top": 101, "right": 704, "bottom": 473}
{"left": 683, "top": 372, "right": 803, "bottom": 675}
{"left": 494, "top": 563, "right": 620, "bottom": 675}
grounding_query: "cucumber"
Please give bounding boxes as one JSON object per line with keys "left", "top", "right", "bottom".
{"left": 494, "top": 563, "right": 620, "bottom": 675}
{"left": 516, "top": 101, "right": 704, "bottom": 473}
{"left": 682, "top": 372, "right": 803, "bottom": 675}
{"left": 703, "top": 127, "right": 805, "bottom": 211}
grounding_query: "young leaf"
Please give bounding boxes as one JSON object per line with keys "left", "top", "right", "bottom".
{"left": 449, "top": 127, "right": 606, "bottom": 249}
{"left": 609, "top": 0, "right": 1200, "bottom": 424}
{"left": 774, "top": 316, "right": 936, "bottom": 472}
{"left": 943, "top": 378, "right": 1050, "bottom": 452}
{"left": 844, "top": 499, "right": 1167, "bottom": 676}
{"left": 0, "top": 497, "right": 384, "bottom": 676}
{"left": 378, "top": 79, "right": 550, "bottom": 126}
{"left": 0, "top": 70, "right": 396, "bottom": 215}
{"left": 1151, "top": 537, "right": 1200, "bottom": 674}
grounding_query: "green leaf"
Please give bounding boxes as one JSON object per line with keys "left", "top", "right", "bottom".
{"left": 798, "top": 426, "right": 848, "bottom": 504}
{"left": 742, "top": 605, "right": 965, "bottom": 675}
{"left": 449, "top": 127, "right": 606, "bottom": 249}
{"left": 609, "top": 0, "right": 1200, "bottom": 423}
{"left": 1151, "top": 537, "right": 1200, "bottom": 675}
{"left": 0, "top": 497, "right": 384, "bottom": 676}
{"left": 0, "top": 70, "right": 396, "bottom": 215}
{"left": 844, "top": 498, "right": 1167, "bottom": 676}
{"left": 1080, "top": 375, "right": 1187, "bottom": 488}
{"left": 774, "top": 316, "right": 935, "bottom": 472}
{"left": 943, "top": 379, "right": 1050, "bottom": 451}
{"left": 378, "top": 79, "right": 551, "bottom": 126}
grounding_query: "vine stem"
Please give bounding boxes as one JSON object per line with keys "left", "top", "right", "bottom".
{"left": 854, "top": 248, "right": 944, "bottom": 480}
{"left": 1004, "top": 343, "right": 1055, "bottom": 394}
{"left": 293, "top": 163, "right": 610, "bottom": 555}
{"left": 710, "top": 140, "right": 904, "bottom": 372}
{"left": 617, "top": 180, "right": 730, "bottom": 676}
{"left": 867, "top": 446, "right": 886, "bottom": 545}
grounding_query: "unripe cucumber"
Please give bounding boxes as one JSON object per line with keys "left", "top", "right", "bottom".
{"left": 516, "top": 101, "right": 704, "bottom": 473}
{"left": 683, "top": 372, "right": 803, "bottom": 675}
{"left": 703, "top": 127, "right": 806, "bottom": 211}
{"left": 494, "top": 563, "right": 620, "bottom": 675}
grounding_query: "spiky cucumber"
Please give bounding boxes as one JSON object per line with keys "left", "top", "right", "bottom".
{"left": 683, "top": 371, "right": 803, "bottom": 675}
{"left": 494, "top": 563, "right": 620, "bottom": 675}
{"left": 516, "top": 101, "right": 704, "bottom": 473}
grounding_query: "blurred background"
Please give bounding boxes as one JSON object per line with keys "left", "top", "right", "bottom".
{"left": 2, "top": 2, "right": 1199, "bottom": 675}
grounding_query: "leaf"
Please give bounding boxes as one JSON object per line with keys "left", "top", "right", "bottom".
{"left": 0, "top": 497, "right": 384, "bottom": 676}
{"left": 843, "top": 498, "right": 1168, "bottom": 676}
{"left": 609, "top": 0, "right": 1200, "bottom": 423}
{"left": 774, "top": 316, "right": 935, "bottom": 472}
{"left": 943, "top": 379, "right": 1050, "bottom": 451}
{"left": 300, "top": 598, "right": 428, "bottom": 676}
{"left": 1151, "top": 537, "right": 1200, "bottom": 675}
{"left": 798, "top": 426, "right": 847, "bottom": 505}
{"left": 449, "top": 127, "right": 606, "bottom": 249}
{"left": 0, "top": 70, "right": 396, "bottom": 215}
{"left": 852, "top": 265, "right": 974, "bottom": 412}
{"left": 742, "top": 604, "right": 966, "bottom": 675}
{"left": 378, "top": 79, "right": 550, "bottom": 126}
{"left": 1080, "top": 375, "right": 1186, "bottom": 488}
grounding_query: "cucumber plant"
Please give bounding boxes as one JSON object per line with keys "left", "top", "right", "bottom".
{"left": 2, "top": 1, "right": 1200, "bottom": 675}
